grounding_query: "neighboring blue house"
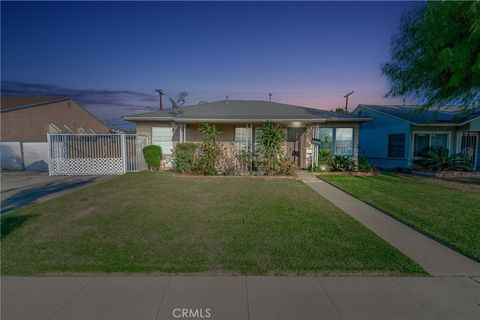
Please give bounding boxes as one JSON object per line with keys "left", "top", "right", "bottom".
{"left": 352, "top": 105, "right": 480, "bottom": 171}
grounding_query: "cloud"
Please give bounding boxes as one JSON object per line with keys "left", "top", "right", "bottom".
{"left": 1, "top": 81, "right": 160, "bottom": 130}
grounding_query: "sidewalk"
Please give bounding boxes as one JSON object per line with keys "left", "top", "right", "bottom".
{"left": 2, "top": 275, "right": 479, "bottom": 320}
{"left": 299, "top": 172, "right": 480, "bottom": 277}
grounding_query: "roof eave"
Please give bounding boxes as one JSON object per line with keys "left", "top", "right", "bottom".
{"left": 0, "top": 98, "right": 71, "bottom": 113}
{"left": 122, "top": 116, "right": 371, "bottom": 123}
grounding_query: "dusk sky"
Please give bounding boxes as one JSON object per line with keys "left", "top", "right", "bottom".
{"left": 2, "top": 1, "right": 422, "bottom": 128}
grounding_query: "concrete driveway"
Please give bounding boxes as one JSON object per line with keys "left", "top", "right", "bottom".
{"left": 0, "top": 171, "right": 112, "bottom": 214}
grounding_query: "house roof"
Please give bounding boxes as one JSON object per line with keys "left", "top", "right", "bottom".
{"left": 355, "top": 104, "right": 480, "bottom": 125}
{"left": 1, "top": 96, "right": 70, "bottom": 111}
{"left": 123, "top": 100, "right": 371, "bottom": 123}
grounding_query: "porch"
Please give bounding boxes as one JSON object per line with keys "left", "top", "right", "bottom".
{"left": 139, "top": 122, "right": 360, "bottom": 170}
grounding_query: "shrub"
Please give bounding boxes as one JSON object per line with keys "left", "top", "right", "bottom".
{"left": 173, "top": 143, "right": 198, "bottom": 174}
{"left": 142, "top": 145, "right": 162, "bottom": 170}
{"left": 358, "top": 154, "right": 373, "bottom": 172}
{"left": 317, "top": 139, "right": 334, "bottom": 171}
{"left": 257, "top": 121, "right": 285, "bottom": 175}
{"left": 330, "top": 156, "right": 356, "bottom": 172}
{"left": 195, "top": 124, "right": 221, "bottom": 175}
{"left": 276, "top": 156, "right": 298, "bottom": 176}
{"left": 417, "top": 147, "right": 472, "bottom": 171}
{"left": 218, "top": 146, "right": 237, "bottom": 175}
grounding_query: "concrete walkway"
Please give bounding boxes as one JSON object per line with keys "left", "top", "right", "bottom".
{"left": 2, "top": 275, "right": 479, "bottom": 320}
{"left": 299, "top": 172, "right": 480, "bottom": 277}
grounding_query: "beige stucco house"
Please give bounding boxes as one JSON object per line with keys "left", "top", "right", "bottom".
{"left": 124, "top": 99, "right": 371, "bottom": 169}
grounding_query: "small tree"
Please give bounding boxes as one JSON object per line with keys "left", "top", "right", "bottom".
{"left": 317, "top": 137, "right": 333, "bottom": 171}
{"left": 382, "top": 2, "right": 480, "bottom": 108}
{"left": 257, "top": 121, "right": 285, "bottom": 175}
{"left": 142, "top": 145, "right": 162, "bottom": 170}
{"left": 195, "top": 124, "right": 221, "bottom": 175}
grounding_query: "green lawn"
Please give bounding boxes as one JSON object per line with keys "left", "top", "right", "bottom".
{"left": 320, "top": 173, "right": 480, "bottom": 262}
{"left": 1, "top": 172, "right": 423, "bottom": 275}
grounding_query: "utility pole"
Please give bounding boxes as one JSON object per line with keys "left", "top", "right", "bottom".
{"left": 343, "top": 91, "right": 354, "bottom": 112}
{"left": 155, "top": 89, "right": 165, "bottom": 111}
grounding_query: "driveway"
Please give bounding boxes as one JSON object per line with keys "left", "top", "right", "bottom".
{"left": 1, "top": 171, "right": 112, "bottom": 214}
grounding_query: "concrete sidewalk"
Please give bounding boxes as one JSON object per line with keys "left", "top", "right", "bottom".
{"left": 299, "top": 172, "right": 480, "bottom": 277}
{"left": 2, "top": 275, "right": 479, "bottom": 320}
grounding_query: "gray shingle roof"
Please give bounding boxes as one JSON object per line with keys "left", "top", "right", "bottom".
{"left": 123, "top": 100, "right": 370, "bottom": 122}
{"left": 356, "top": 105, "right": 480, "bottom": 125}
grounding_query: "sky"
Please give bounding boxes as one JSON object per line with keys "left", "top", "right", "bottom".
{"left": 1, "top": 1, "right": 422, "bottom": 129}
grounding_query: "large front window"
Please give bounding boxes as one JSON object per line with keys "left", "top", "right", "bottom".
{"left": 235, "top": 127, "right": 253, "bottom": 154}
{"left": 152, "top": 127, "right": 174, "bottom": 155}
{"left": 413, "top": 133, "right": 449, "bottom": 157}
{"left": 316, "top": 127, "right": 353, "bottom": 156}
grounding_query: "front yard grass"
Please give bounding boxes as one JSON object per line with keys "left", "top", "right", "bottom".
{"left": 1, "top": 172, "right": 423, "bottom": 275}
{"left": 320, "top": 173, "right": 480, "bottom": 262}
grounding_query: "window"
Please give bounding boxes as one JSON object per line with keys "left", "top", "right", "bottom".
{"left": 387, "top": 134, "right": 405, "bottom": 158}
{"left": 413, "top": 133, "right": 449, "bottom": 157}
{"left": 318, "top": 128, "right": 334, "bottom": 150}
{"left": 334, "top": 128, "right": 353, "bottom": 156}
{"left": 152, "top": 127, "right": 174, "bottom": 154}
{"left": 315, "top": 127, "right": 354, "bottom": 156}
{"left": 235, "top": 127, "right": 253, "bottom": 154}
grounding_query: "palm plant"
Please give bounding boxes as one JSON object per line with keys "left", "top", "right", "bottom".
{"left": 417, "top": 147, "right": 472, "bottom": 172}
{"left": 257, "top": 121, "right": 285, "bottom": 175}
{"left": 196, "top": 123, "right": 221, "bottom": 175}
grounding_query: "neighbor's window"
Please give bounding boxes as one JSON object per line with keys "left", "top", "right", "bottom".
{"left": 413, "top": 133, "right": 449, "bottom": 157}
{"left": 235, "top": 127, "right": 253, "bottom": 154}
{"left": 315, "top": 127, "right": 353, "bottom": 156}
{"left": 387, "top": 133, "right": 406, "bottom": 158}
{"left": 152, "top": 127, "right": 174, "bottom": 155}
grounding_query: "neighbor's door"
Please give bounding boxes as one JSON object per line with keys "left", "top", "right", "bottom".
{"left": 459, "top": 132, "right": 478, "bottom": 169}
{"left": 286, "top": 127, "right": 306, "bottom": 168}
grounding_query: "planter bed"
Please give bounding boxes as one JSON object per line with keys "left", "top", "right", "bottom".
{"left": 174, "top": 173, "right": 298, "bottom": 179}
{"left": 317, "top": 171, "right": 379, "bottom": 176}
{"left": 411, "top": 170, "right": 480, "bottom": 179}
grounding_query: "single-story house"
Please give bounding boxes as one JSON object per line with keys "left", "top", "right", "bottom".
{"left": 1, "top": 96, "right": 108, "bottom": 171}
{"left": 352, "top": 104, "right": 480, "bottom": 171}
{"left": 123, "top": 99, "right": 371, "bottom": 169}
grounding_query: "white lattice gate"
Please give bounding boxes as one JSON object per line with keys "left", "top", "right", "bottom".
{"left": 47, "top": 134, "right": 141, "bottom": 176}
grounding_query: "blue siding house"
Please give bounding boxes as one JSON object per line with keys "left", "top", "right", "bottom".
{"left": 352, "top": 105, "right": 480, "bottom": 171}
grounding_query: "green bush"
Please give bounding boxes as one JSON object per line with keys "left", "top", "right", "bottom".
{"left": 330, "top": 156, "right": 356, "bottom": 172}
{"left": 195, "top": 124, "right": 221, "bottom": 175}
{"left": 417, "top": 147, "right": 472, "bottom": 171}
{"left": 173, "top": 143, "right": 198, "bottom": 174}
{"left": 358, "top": 154, "right": 373, "bottom": 172}
{"left": 311, "top": 137, "right": 334, "bottom": 171}
{"left": 257, "top": 121, "right": 285, "bottom": 175}
{"left": 142, "top": 145, "right": 162, "bottom": 170}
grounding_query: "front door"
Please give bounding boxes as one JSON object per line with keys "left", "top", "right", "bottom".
{"left": 459, "top": 132, "right": 478, "bottom": 170}
{"left": 286, "top": 127, "right": 306, "bottom": 168}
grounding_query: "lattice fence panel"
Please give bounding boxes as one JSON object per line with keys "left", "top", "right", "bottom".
{"left": 48, "top": 134, "right": 139, "bottom": 176}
